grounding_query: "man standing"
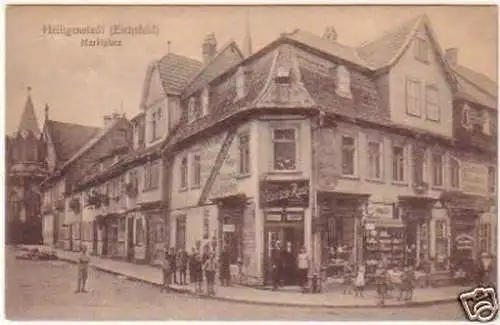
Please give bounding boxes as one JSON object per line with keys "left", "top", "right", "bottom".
{"left": 297, "top": 246, "right": 310, "bottom": 293}
{"left": 75, "top": 245, "right": 90, "bottom": 293}
{"left": 271, "top": 240, "right": 282, "bottom": 290}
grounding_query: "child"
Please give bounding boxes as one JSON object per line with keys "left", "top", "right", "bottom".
{"left": 353, "top": 264, "right": 366, "bottom": 297}
{"left": 400, "top": 266, "right": 415, "bottom": 302}
{"left": 343, "top": 263, "right": 354, "bottom": 295}
{"left": 161, "top": 248, "right": 172, "bottom": 293}
{"left": 203, "top": 252, "right": 218, "bottom": 296}
{"left": 76, "top": 245, "right": 90, "bottom": 293}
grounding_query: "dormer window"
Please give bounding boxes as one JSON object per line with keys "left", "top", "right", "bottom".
{"left": 201, "top": 88, "right": 209, "bottom": 116}
{"left": 415, "top": 36, "right": 429, "bottom": 63}
{"left": 236, "top": 67, "right": 246, "bottom": 99}
{"left": 461, "top": 104, "right": 472, "bottom": 129}
{"left": 188, "top": 97, "right": 195, "bottom": 123}
{"left": 482, "top": 110, "right": 491, "bottom": 135}
{"left": 275, "top": 66, "right": 291, "bottom": 84}
{"left": 335, "top": 65, "right": 352, "bottom": 99}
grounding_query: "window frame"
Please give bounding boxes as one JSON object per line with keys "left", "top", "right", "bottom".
{"left": 180, "top": 156, "right": 188, "bottom": 190}
{"left": 391, "top": 144, "right": 406, "bottom": 183}
{"left": 238, "top": 132, "right": 251, "bottom": 175}
{"left": 366, "top": 139, "right": 383, "bottom": 180}
{"left": 461, "top": 104, "right": 472, "bottom": 128}
{"left": 406, "top": 78, "right": 422, "bottom": 117}
{"left": 431, "top": 151, "right": 444, "bottom": 188}
{"left": 425, "top": 84, "right": 440, "bottom": 122}
{"left": 188, "top": 97, "right": 196, "bottom": 123}
{"left": 271, "top": 127, "right": 298, "bottom": 172}
{"left": 449, "top": 156, "right": 460, "bottom": 189}
{"left": 479, "top": 223, "right": 492, "bottom": 254}
{"left": 335, "top": 65, "right": 352, "bottom": 99}
{"left": 340, "top": 134, "right": 358, "bottom": 177}
{"left": 191, "top": 153, "right": 202, "bottom": 188}
{"left": 201, "top": 88, "right": 209, "bottom": 116}
{"left": 414, "top": 36, "right": 429, "bottom": 63}
{"left": 482, "top": 109, "right": 492, "bottom": 135}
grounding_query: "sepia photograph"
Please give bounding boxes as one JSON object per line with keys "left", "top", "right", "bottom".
{"left": 4, "top": 4, "right": 498, "bottom": 321}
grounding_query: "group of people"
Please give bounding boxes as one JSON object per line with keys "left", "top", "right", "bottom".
{"left": 270, "top": 241, "right": 311, "bottom": 292}
{"left": 160, "top": 245, "right": 233, "bottom": 296}
{"left": 343, "top": 262, "right": 416, "bottom": 305}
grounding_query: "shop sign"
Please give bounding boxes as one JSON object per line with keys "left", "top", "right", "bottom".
{"left": 259, "top": 180, "right": 309, "bottom": 208}
{"left": 222, "top": 224, "right": 235, "bottom": 232}
{"left": 286, "top": 212, "right": 303, "bottom": 222}
{"left": 368, "top": 202, "right": 394, "bottom": 219}
{"left": 462, "top": 161, "right": 488, "bottom": 195}
{"left": 266, "top": 213, "right": 282, "bottom": 222}
{"left": 455, "top": 233, "right": 474, "bottom": 250}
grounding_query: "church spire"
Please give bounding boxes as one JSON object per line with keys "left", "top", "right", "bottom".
{"left": 17, "top": 86, "right": 40, "bottom": 136}
{"left": 242, "top": 9, "right": 253, "bottom": 58}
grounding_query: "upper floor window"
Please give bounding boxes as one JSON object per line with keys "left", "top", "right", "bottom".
{"left": 238, "top": 133, "right": 251, "bottom": 175}
{"left": 431, "top": 152, "right": 444, "bottom": 187}
{"left": 461, "top": 104, "right": 472, "bottom": 129}
{"left": 150, "top": 107, "right": 162, "bottom": 141}
{"left": 412, "top": 145, "right": 426, "bottom": 184}
{"left": 341, "top": 135, "right": 357, "bottom": 176}
{"left": 479, "top": 223, "right": 492, "bottom": 254}
{"left": 201, "top": 88, "right": 209, "bottom": 116}
{"left": 392, "top": 145, "right": 405, "bottom": 182}
{"left": 136, "top": 119, "right": 145, "bottom": 146}
{"left": 367, "top": 140, "right": 382, "bottom": 180}
{"left": 415, "top": 36, "right": 429, "bottom": 63}
{"left": 335, "top": 65, "right": 352, "bottom": 99}
{"left": 275, "top": 66, "right": 291, "bottom": 84}
{"left": 129, "top": 170, "right": 139, "bottom": 189}
{"left": 425, "top": 85, "right": 440, "bottom": 121}
{"left": 272, "top": 128, "right": 296, "bottom": 170}
{"left": 180, "top": 156, "right": 188, "bottom": 189}
{"left": 236, "top": 67, "right": 251, "bottom": 100}
{"left": 482, "top": 110, "right": 491, "bottom": 135}
{"left": 192, "top": 153, "right": 201, "bottom": 187}
{"left": 488, "top": 166, "right": 496, "bottom": 193}
{"left": 406, "top": 79, "right": 421, "bottom": 116}
{"left": 450, "top": 157, "right": 460, "bottom": 189}
{"left": 188, "top": 97, "right": 196, "bottom": 123}
{"left": 144, "top": 162, "right": 160, "bottom": 191}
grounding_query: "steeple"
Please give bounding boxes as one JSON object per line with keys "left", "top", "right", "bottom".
{"left": 18, "top": 86, "right": 40, "bottom": 137}
{"left": 242, "top": 9, "right": 253, "bottom": 58}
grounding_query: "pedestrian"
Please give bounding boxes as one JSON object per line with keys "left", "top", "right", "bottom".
{"left": 342, "top": 263, "right": 354, "bottom": 295}
{"left": 220, "top": 245, "right": 231, "bottom": 287}
{"left": 188, "top": 247, "right": 198, "bottom": 284}
{"left": 399, "top": 266, "right": 415, "bottom": 302}
{"left": 161, "top": 248, "right": 172, "bottom": 293}
{"left": 353, "top": 264, "right": 366, "bottom": 297}
{"left": 168, "top": 247, "right": 177, "bottom": 285}
{"left": 297, "top": 246, "right": 310, "bottom": 293}
{"left": 476, "top": 252, "right": 494, "bottom": 287}
{"left": 75, "top": 244, "right": 90, "bottom": 293}
{"left": 203, "top": 252, "right": 218, "bottom": 296}
{"left": 375, "top": 263, "right": 388, "bottom": 305}
{"left": 271, "top": 240, "right": 282, "bottom": 290}
{"left": 177, "top": 249, "right": 188, "bottom": 285}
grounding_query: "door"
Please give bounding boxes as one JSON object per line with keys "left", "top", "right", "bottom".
{"left": 404, "top": 222, "right": 418, "bottom": 266}
{"left": 127, "top": 217, "right": 134, "bottom": 262}
{"left": 92, "top": 222, "right": 98, "bottom": 255}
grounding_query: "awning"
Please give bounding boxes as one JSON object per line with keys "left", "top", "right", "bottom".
{"left": 440, "top": 191, "right": 493, "bottom": 213}
{"left": 364, "top": 217, "right": 404, "bottom": 228}
{"left": 210, "top": 193, "right": 249, "bottom": 207}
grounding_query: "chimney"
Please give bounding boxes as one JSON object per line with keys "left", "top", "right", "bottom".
{"left": 103, "top": 115, "right": 112, "bottom": 128}
{"left": 322, "top": 26, "right": 338, "bottom": 42}
{"left": 445, "top": 48, "right": 458, "bottom": 65}
{"left": 202, "top": 33, "right": 217, "bottom": 65}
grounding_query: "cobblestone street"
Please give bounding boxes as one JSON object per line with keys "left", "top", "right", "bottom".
{"left": 6, "top": 249, "right": 467, "bottom": 321}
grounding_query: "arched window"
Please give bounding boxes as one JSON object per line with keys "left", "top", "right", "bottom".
{"left": 336, "top": 65, "right": 352, "bottom": 99}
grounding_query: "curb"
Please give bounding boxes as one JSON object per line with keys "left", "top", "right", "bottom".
{"left": 59, "top": 256, "right": 458, "bottom": 309}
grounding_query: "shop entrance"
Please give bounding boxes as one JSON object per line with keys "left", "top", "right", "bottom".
{"left": 264, "top": 222, "right": 304, "bottom": 286}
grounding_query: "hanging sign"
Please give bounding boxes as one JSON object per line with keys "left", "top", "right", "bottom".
{"left": 455, "top": 233, "right": 474, "bottom": 250}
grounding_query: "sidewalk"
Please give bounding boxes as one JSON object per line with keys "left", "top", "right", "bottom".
{"left": 55, "top": 248, "right": 466, "bottom": 308}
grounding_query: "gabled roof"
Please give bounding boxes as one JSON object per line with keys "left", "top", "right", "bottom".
{"left": 59, "top": 117, "right": 129, "bottom": 171}
{"left": 282, "top": 29, "right": 367, "bottom": 68}
{"left": 182, "top": 40, "right": 244, "bottom": 97}
{"left": 157, "top": 53, "right": 203, "bottom": 94}
{"left": 453, "top": 64, "right": 497, "bottom": 98}
{"left": 452, "top": 64, "right": 497, "bottom": 109}
{"left": 356, "top": 15, "right": 422, "bottom": 69}
{"left": 45, "top": 120, "right": 101, "bottom": 164}
{"left": 18, "top": 90, "right": 40, "bottom": 137}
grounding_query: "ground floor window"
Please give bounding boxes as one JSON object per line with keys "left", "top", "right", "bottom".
{"left": 434, "top": 219, "right": 449, "bottom": 271}
{"left": 479, "top": 223, "right": 492, "bottom": 254}
{"left": 175, "top": 215, "right": 186, "bottom": 250}
{"left": 135, "top": 218, "right": 145, "bottom": 245}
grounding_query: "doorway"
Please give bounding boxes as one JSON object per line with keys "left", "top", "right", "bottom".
{"left": 264, "top": 223, "right": 304, "bottom": 286}
{"left": 127, "top": 217, "right": 134, "bottom": 262}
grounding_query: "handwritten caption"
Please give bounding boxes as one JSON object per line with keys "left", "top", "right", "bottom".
{"left": 42, "top": 24, "right": 160, "bottom": 48}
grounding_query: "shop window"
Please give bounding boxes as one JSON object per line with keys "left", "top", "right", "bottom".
{"left": 367, "top": 140, "right": 382, "bottom": 180}
{"left": 180, "top": 156, "right": 188, "bottom": 190}
{"left": 434, "top": 220, "right": 448, "bottom": 271}
{"left": 431, "top": 153, "right": 444, "bottom": 187}
{"left": 392, "top": 145, "right": 405, "bottom": 182}
{"left": 425, "top": 85, "right": 440, "bottom": 121}
{"left": 341, "top": 135, "right": 356, "bottom": 176}
{"left": 176, "top": 215, "right": 187, "bottom": 250}
{"left": 135, "top": 218, "right": 144, "bottom": 245}
{"left": 415, "top": 36, "right": 429, "bottom": 63}
{"left": 479, "top": 223, "right": 491, "bottom": 254}
{"left": 272, "top": 128, "right": 296, "bottom": 170}
{"left": 406, "top": 78, "right": 421, "bottom": 117}
{"left": 488, "top": 166, "right": 496, "bottom": 193}
{"left": 450, "top": 157, "right": 460, "bottom": 189}
{"left": 192, "top": 153, "right": 201, "bottom": 187}
{"left": 238, "top": 133, "right": 251, "bottom": 175}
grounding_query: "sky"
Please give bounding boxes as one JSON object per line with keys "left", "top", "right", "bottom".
{"left": 5, "top": 5, "right": 498, "bottom": 135}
